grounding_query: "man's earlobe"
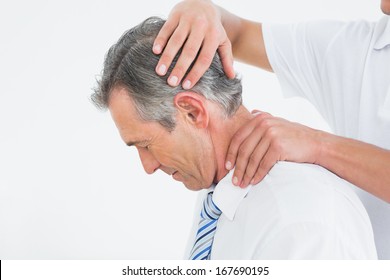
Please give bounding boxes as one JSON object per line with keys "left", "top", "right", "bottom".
{"left": 174, "top": 92, "right": 209, "bottom": 128}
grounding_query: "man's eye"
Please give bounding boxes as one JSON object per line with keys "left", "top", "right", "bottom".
{"left": 140, "top": 144, "right": 150, "bottom": 150}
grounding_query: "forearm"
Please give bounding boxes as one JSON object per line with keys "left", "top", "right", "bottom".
{"left": 218, "top": 6, "right": 272, "bottom": 71}
{"left": 317, "top": 131, "right": 390, "bottom": 203}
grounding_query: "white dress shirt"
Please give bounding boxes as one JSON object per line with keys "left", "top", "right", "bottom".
{"left": 185, "top": 162, "right": 377, "bottom": 259}
{"left": 263, "top": 16, "right": 390, "bottom": 259}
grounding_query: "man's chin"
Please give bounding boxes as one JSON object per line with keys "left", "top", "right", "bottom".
{"left": 381, "top": 2, "right": 390, "bottom": 14}
{"left": 382, "top": 8, "right": 390, "bottom": 15}
{"left": 181, "top": 179, "right": 213, "bottom": 191}
{"left": 172, "top": 172, "right": 212, "bottom": 191}
{"left": 182, "top": 182, "right": 208, "bottom": 191}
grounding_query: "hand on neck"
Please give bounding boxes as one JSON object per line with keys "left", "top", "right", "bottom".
{"left": 208, "top": 105, "right": 254, "bottom": 183}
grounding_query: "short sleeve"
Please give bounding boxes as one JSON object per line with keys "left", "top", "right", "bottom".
{"left": 262, "top": 20, "right": 378, "bottom": 137}
{"left": 262, "top": 20, "right": 344, "bottom": 103}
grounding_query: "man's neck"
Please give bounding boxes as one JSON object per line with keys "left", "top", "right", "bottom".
{"left": 209, "top": 105, "right": 254, "bottom": 184}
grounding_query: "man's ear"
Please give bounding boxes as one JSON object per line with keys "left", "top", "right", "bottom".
{"left": 173, "top": 92, "right": 209, "bottom": 129}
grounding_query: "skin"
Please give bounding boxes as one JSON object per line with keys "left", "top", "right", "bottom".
{"left": 382, "top": 0, "right": 390, "bottom": 14}
{"left": 108, "top": 86, "right": 253, "bottom": 190}
{"left": 153, "top": 0, "right": 390, "bottom": 202}
{"left": 153, "top": 0, "right": 235, "bottom": 89}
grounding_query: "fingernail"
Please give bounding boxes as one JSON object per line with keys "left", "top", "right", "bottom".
{"left": 250, "top": 179, "right": 255, "bottom": 185}
{"left": 183, "top": 80, "right": 191, "bottom": 89}
{"left": 153, "top": 44, "right": 162, "bottom": 53}
{"left": 157, "top": 64, "right": 167, "bottom": 76}
{"left": 233, "top": 176, "right": 238, "bottom": 186}
{"left": 169, "top": 76, "right": 178, "bottom": 86}
{"left": 225, "top": 161, "right": 232, "bottom": 170}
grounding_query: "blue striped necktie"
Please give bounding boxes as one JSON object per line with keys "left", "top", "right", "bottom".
{"left": 189, "top": 191, "right": 222, "bottom": 260}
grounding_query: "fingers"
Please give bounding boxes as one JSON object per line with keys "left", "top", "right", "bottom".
{"left": 227, "top": 113, "right": 315, "bottom": 188}
{"left": 153, "top": 15, "right": 179, "bottom": 55}
{"left": 155, "top": 20, "right": 217, "bottom": 88}
{"left": 172, "top": 22, "right": 213, "bottom": 89}
{"left": 236, "top": 132, "right": 280, "bottom": 188}
{"left": 153, "top": 3, "right": 234, "bottom": 89}
{"left": 155, "top": 22, "right": 190, "bottom": 82}
{"left": 226, "top": 112, "right": 277, "bottom": 188}
{"left": 218, "top": 40, "right": 235, "bottom": 79}
{"left": 232, "top": 126, "right": 265, "bottom": 187}
{"left": 250, "top": 146, "right": 279, "bottom": 186}
{"left": 181, "top": 35, "right": 218, "bottom": 89}
{"left": 226, "top": 116, "right": 259, "bottom": 171}
{"left": 226, "top": 113, "right": 271, "bottom": 171}
{"left": 233, "top": 128, "right": 269, "bottom": 188}
{"left": 181, "top": 30, "right": 235, "bottom": 89}
{"left": 238, "top": 132, "right": 270, "bottom": 188}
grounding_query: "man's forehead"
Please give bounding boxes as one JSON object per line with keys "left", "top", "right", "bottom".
{"left": 108, "top": 89, "right": 142, "bottom": 139}
{"left": 109, "top": 88, "right": 140, "bottom": 123}
{"left": 109, "top": 87, "right": 135, "bottom": 109}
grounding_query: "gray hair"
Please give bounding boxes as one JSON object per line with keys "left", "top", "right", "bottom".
{"left": 92, "top": 17, "right": 242, "bottom": 130}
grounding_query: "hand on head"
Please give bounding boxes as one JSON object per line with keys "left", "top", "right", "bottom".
{"left": 153, "top": 0, "right": 235, "bottom": 89}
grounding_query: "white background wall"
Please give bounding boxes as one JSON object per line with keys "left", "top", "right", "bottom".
{"left": 0, "top": 0, "right": 382, "bottom": 259}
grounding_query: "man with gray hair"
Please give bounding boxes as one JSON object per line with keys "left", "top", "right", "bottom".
{"left": 92, "top": 17, "right": 377, "bottom": 259}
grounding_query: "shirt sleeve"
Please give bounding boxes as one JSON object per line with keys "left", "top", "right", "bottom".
{"left": 262, "top": 20, "right": 344, "bottom": 104}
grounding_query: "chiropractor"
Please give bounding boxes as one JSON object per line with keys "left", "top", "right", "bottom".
{"left": 152, "top": 0, "right": 390, "bottom": 259}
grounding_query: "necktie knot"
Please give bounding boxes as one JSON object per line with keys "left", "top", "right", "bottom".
{"left": 201, "top": 192, "right": 222, "bottom": 220}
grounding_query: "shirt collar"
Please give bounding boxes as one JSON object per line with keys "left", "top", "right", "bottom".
{"left": 374, "top": 15, "right": 390, "bottom": 50}
{"left": 211, "top": 170, "right": 252, "bottom": 221}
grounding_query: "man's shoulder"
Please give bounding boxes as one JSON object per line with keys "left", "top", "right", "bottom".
{"left": 214, "top": 162, "right": 376, "bottom": 259}
{"left": 244, "top": 162, "right": 366, "bottom": 223}
{"left": 261, "top": 161, "right": 353, "bottom": 191}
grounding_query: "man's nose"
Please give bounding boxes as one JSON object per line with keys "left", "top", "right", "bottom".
{"left": 137, "top": 148, "right": 160, "bottom": 174}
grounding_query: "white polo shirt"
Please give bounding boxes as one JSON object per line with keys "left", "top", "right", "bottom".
{"left": 185, "top": 162, "right": 377, "bottom": 259}
{"left": 263, "top": 15, "right": 390, "bottom": 259}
